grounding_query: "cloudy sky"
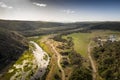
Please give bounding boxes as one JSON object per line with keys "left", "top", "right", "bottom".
{"left": 0, "top": 0, "right": 120, "bottom": 22}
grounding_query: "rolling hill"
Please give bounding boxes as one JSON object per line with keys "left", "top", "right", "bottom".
{"left": 0, "top": 28, "right": 28, "bottom": 73}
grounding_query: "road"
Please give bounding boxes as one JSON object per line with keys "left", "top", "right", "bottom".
{"left": 40, "top": 36, "right": 65, "bottom": 80}
{"left": 50, "top": 43, "right": 65, "bottom": 80}
{"left": 88, "top": 41, "right": 97, "bottom": 80}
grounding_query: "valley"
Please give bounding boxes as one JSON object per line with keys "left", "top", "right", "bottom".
{"left": 0, "top": 20, "right": 120, "bottom": 80}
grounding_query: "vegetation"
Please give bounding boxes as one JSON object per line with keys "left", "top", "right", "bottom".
{"left": 53, "top": 35, "right": 92, "bottom": 80}
{"left": 70, "top": 67, "right": 92, "bottom": 80}
{"left": 28, "top": 35, "right": 58, "bottom": 80}
{"left": 63, "top": 33, "right": 91, "bottom": 57}
{"left": 92, "top": 41, "right": 120, "bottom": 80}
{"left": 1, "top": 20, "right": 120, "bottom": 37}
{"left": 0, "top": 28, "right": 28, "bottom": 73}
{"left": 54, "top": 74, "right": 61, "bottom": 80}
{"left": 1, "top": 19, "right": 120, "bottom": 80}
{"left": 0, "top": 20, "right": 87, "bottom": 37}
{"left": 1, "top": 50, "right": 35, "bottom": 80}
{"left": 90, "top": 22, "right": 120, "bottom": 31}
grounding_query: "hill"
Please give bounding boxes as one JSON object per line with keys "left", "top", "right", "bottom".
{"left": 1, "top": 20, "right": 120, "bottom": 37}
{"left": 90, "top": 22, "right": 120, "bottom": 31}
{"left": 0, "top": 20, "right": 81, "bottom": 36}
{"left": 0, "top": 20, "right": 100, "bottom": 37}
{"left": 0, "top": 28, "right": 28, "bottom": 73}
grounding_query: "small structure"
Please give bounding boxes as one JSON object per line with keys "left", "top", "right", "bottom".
{"left": 95, "top": 35, "right": 118, "bottom": 47}
{"left": 108, "top": 35, "right": 117, "bottom": 42}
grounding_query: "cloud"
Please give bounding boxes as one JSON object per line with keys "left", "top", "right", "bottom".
{"left": 62, "top": 9, "right": 75, "bottom": 14}
{"left": 33, "top": 2, "right": 47, "bottom": 7}
{"left": 0, "top": 2, "right": 13, "bottom": 9}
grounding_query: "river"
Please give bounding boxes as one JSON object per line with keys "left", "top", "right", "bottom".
{"left": 30, "top": 41, "right": 50, "bottom": 80}
{"left": 10, "top": 41, "right": 50, "bottom": 80}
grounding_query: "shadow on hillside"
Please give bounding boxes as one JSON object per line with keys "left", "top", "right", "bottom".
{"left": 0, "top": 47, "right": 28, "bottom": 74}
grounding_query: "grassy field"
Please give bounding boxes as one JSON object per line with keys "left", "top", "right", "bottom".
{"left": 63, "top": 30, "right": 120, "bottom": 58}
{"left": 63, "top": 33, "right": 91, "bottom": 57}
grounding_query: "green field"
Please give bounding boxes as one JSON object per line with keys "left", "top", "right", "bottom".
{"left": 63, "top": 30, "right": 120, "bottom": 58}
{"left": 63, "top": 33, "right": 91, "bottom": 57}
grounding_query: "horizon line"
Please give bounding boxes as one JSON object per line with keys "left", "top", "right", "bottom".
{"left": 0, "top": 18, "right": 120, "bottom": 23}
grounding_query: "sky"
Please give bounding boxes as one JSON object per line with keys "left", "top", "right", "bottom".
{"left": 0, "top": 0, "right": 120, "bottom": 22}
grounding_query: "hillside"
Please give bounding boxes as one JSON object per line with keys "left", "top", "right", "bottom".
{"left": 90, "top": 22, "right": 120, "bottom": 31}
{"left": 0, "top": 28, "right": 28, "bottom": 73}
{"left": 0, "top": 20, "right": 82, "bottom": 37}
{"left": 0, "top": 20, "right": 102, "bottom": 37}
{"left": 1, "top": 20, "right": 120, "bottom": 37}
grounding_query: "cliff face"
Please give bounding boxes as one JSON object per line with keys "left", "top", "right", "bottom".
{"left": 0, "top": 28, "right": 28, "bottom": 72}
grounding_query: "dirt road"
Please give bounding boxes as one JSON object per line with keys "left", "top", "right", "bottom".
{"left": 50, "top": 44, "right": 65, "bottom": 80}
{"left": 41, "top": 36, "right": 65, "bottom": 80}
{"left": 88, "top": 41, "right": 97, "bottom": 80}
